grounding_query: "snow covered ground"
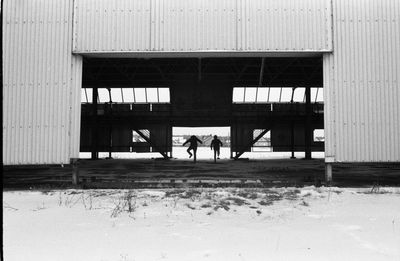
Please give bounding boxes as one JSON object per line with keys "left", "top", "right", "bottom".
{"left": 3, "top": 187, "right": 400, "bottom": 261}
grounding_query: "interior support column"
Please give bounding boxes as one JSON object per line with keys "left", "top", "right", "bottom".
{"left": 305, "top": 86, "right": 312, "bottom": 160}
{"left": 235, "top": 123, "right": 238, "bottom": 158}
{"left": 290, "top": 87, "right": 296, "bottom": 159}
{"left": 91, "top": 87, "right": 98, "bottom": 160}
{"left": 198, "top": 58, "right": 202, "bottom": 83}
{"left": 230, "top": 125, "right": 234, "bottom": 159}
{"left": 107, "top": 88, "right": 113, "bottom": 159}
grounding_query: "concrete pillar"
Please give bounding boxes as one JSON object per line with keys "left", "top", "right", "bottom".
{"left": 71, "top": 158, "right": 79, "bottom": 185}
{"left": 325, "top": 163, "right": 333, "bottom": 183}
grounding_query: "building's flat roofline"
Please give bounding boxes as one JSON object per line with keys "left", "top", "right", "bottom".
{"left": 73, "top": 50, "right": 330, "bottom": 58}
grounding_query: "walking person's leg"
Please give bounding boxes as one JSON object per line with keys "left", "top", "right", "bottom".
{"left": 193, "top": 147, "right": 197, "bottom": 163}
{"left": 187, "top": 147, "right": 193, "bottom": 158}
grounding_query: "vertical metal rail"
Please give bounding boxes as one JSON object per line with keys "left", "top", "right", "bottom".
{"left": 107, "top": 88, "right": 113, "bottom": 159}
{"left": 305, "top": 86, "right": 312, "bottom": 159}
{"left": 165, "top": 125, "right": 169, "bottom": 158}
{"left": 230, "top": 126, "right": 234, "bottom": 159}
{"left": 91, "top": 87, "right": 98, "bottom": 160}
{"left": 198, "top": 58, "right": 202, "bottom": 82}
{"left": 290, "top": 87, "right": 296, "bottom": 159}
{"left": 0, "top": 0, "right": 3, "bottom": 162}
{"left": 235, "top": 122, "right": 238, "bottom": 158}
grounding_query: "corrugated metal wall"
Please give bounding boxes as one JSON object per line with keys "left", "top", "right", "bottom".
{"left": 2, "top": 0, "right": 82, "bottom": 165}
{"left": 324, "top": 0, "right": 400, "bottom": 162}
{"left": 73, "top": 0, "right": 333, "bottom": 54}
{"left": 69, "top": 55, "right": 83, "bottom": 159}
{"left": 3, "top": 0, "right": 399, "bottom": 165}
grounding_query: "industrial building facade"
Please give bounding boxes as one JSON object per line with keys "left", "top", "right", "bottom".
{"left": 3, "top": 0, "right": 400, "bottom": 172}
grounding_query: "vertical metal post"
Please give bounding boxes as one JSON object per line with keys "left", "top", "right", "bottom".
{"left": 230, "top": 126, "right": 233, "bottom": 159}
{"left": 305, "top": 86, "right": 312, "bottom": 160}
{"left": 235, "top": 123, "right": 238, "bottom": 158}
{"left": 91, "top": 87, "right": 98, "bottom": 160}
{"left": 290, "top": 122, "right": 296, "bottom": 159}
{"left": 71, "top": 158, "right": 79, "bottom": 185}
{"left": 198, "top": 58, "right": 202, "bottom": 83}
{"left": 108, "top": 131, "right": 112, "bottom": 159}
{"left": 169, "top": 126, "right": 173, "bottom": 158}
{"left": 290, "top": 87, "right": 296, "bottom": 159}
{"left": 325, "top": 163, "right": 333, "bottom": 183}
{"left": 165, "top": 125, "right": 169, "bottom": 158}
{"left": 108, "top": 88, "right": 112, "bottom": 159}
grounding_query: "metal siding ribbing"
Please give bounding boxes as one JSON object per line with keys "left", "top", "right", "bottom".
{"left": 73, "top": 0, "right": 332, "bottom": 53}
{"left": 238, "top": 0, "right": 332, "bottom": 51}
{"left": 3, "top": 0, "right": 82, "bottom": 165}
{"left": 324, "top": 0, "right": 400, "bottom": 162}
{"left": 73, "top": 0, "right": 151, "bottom": 52}
{"left": 154, "top": 0, "right": 237, "bottom": 52}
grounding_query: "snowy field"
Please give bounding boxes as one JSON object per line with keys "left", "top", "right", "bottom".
{"left": 3, "top": 187, "right": 400, "bottom": 261}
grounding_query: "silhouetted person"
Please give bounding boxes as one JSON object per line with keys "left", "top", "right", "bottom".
{"left": 210, "top": 135, "right": 223, "bottom": 162}
{"left": 183, "top": 135, "right": 202, "bottom": 161}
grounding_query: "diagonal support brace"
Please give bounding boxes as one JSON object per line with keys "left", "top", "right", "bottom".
{"left": 234, "top": 128, "right": 270, "bottom": 160}
{"left": 134, "top": 129, "right": 170, "bottom": 159}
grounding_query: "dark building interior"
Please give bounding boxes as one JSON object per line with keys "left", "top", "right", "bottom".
{"left": 80, "top": 57, "right": 324, "bottom": 159}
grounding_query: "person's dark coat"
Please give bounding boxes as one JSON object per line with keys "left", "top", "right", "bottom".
{"left": 183, "top": 136, "right": 202, "bottom": 149}
{"left": 210, "top": 137, "right": 223, "bottom": 150}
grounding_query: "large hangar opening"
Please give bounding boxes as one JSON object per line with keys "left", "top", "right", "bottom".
{"left": 79, "top": 57, "right": 324, "bottom": 160}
